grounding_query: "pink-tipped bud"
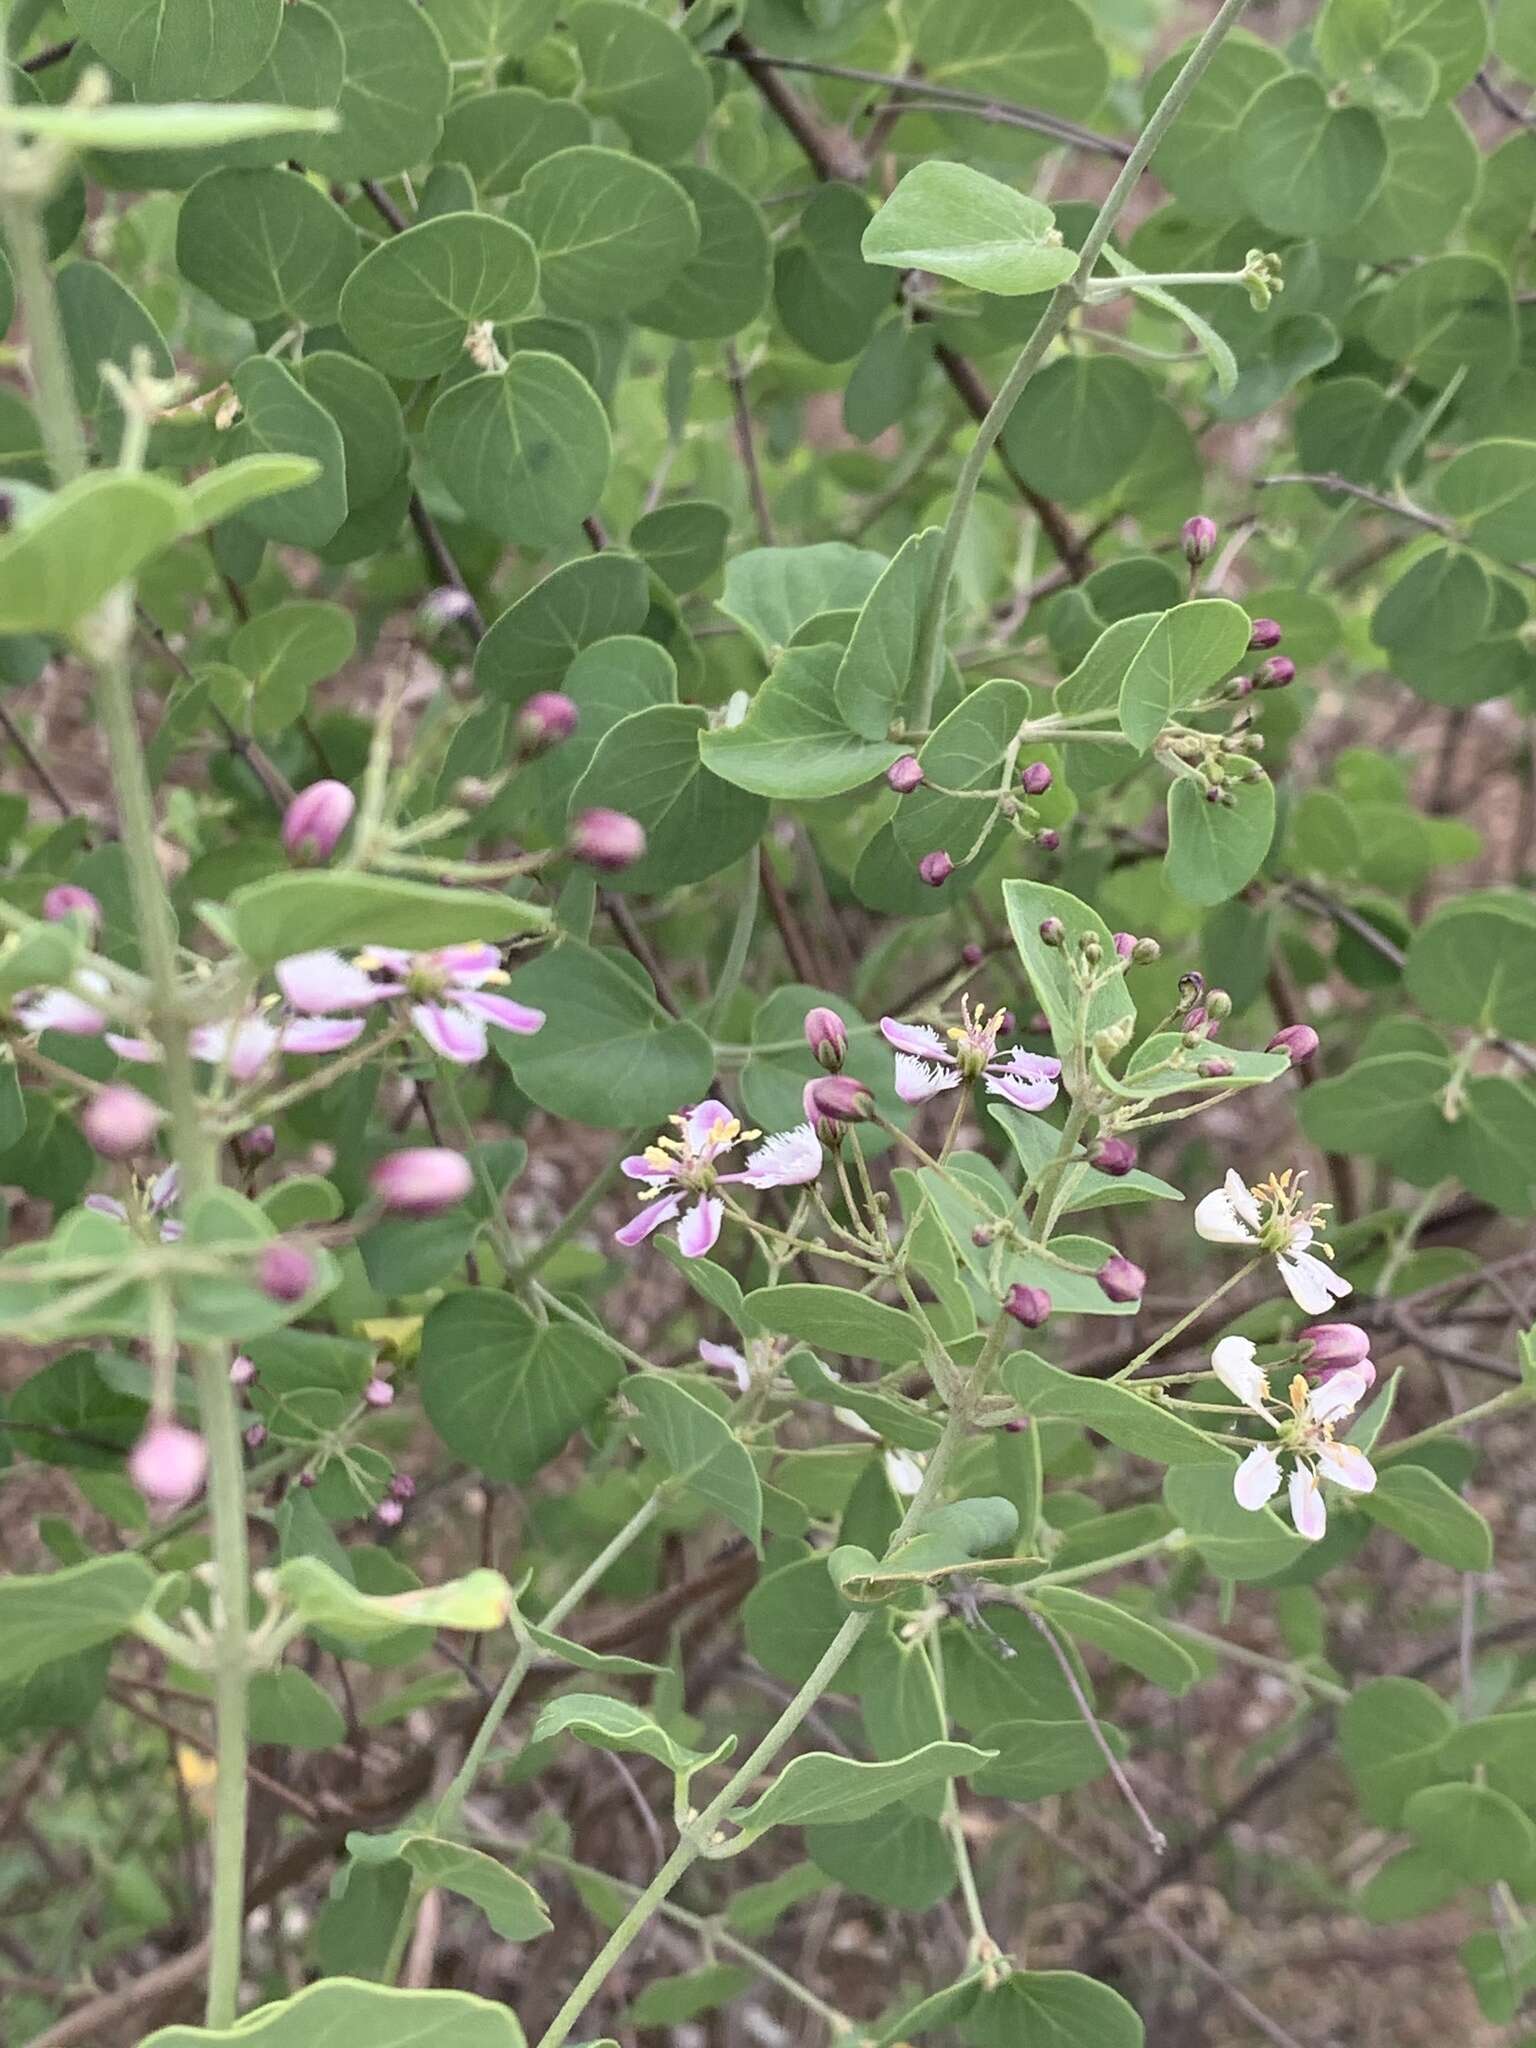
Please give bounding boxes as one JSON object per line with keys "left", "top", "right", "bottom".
{"left": 389, "top": 1471, "right": 416, "bottom": 1502}
{"left": 1037, "top": 829, "right": 1060, "bottom": 853}
{"left": 82, "top": 1083, "right": 162, "bottom": 1159}
{"left": 1097, "top": 1253, "right": 1145, "bottom": 1305}
{"left": 1181, "top": 515, "right": 1217, "bottom": 566}
{"left": 961, "top": 943, "right": 984, "bottom": 967}
{"left": 1020, "top": 761, "right": 1053, "bottom": 797}
{"left": 1301, "top": 1322, "right": 1372, "bottom": 1373}
{"left": 419, "top": 586, "right": 478, "bottom": 629}
{"left": 804, "top": 1074, "right": 873, "bottom": 1124}
{"left": 370, "top": 1147, "right": 473, "bottom": 1216}
{"left": 375, "top": 1496, "right": 405, "bottom": 1528}
{"left": 570, "top": 807, "right": 646, "bottom": 872}
{"left": 1184, "top": 1006, "right": 1208, "bottom": 1033}
{"left": 804, "top": 1006, "right": 848, "bottom": 1072}
{"left": 281, "top": 780, "right": 355, "bottom": 865}
{"left": 917, "top": 850, "right": 953, "bottom": 888}
{"left": 1039, "top": 917, "right": 1065, "bottom": 947}
{"left": 364, "top": 1375, "right": 395, "bottom": 1408}
{"left": 1255, "top": 655, "right": 1295, "bottom": 689}
{"left": 258, "top": 1240, "right": 315, "bottom": 1304}
{"left": 1267, "top": 1023, "right": 1319, "bottom": 1066}
{"left": 1089, "top": 1136, "right": 1137, "bottom": 1178}
{"left": 1112, "top": 931, "right": 1137, "bottom": 960}
{"left": 1199, "top": 1057, "right": 1235, "bottom": 1078}
{"left": 1247, "top": 618, "right": 1282, "bottom": 651}
{"left": 1004, "top": 1283, "right": 1052, "bottom": 1328}
{"left": 229, "top": 1354, "right": 257, "bottom": 1388}
{"left": 129, "top": 1421, "right": 207, "bottom": 1507}
{"left": 887, "top": 754, "right": 925, "bottom": 794}
{"left": 244, "top": 1422, "right": 268, "bottom": 1450}
{"left": 516, "top": 691, "right": 579, "bottom": 752}
{"left": 42, "top": 883, "right": 100, "bottom": 931}
{"left": 242, "top": 1124, "right": 276, "bottom": 1160}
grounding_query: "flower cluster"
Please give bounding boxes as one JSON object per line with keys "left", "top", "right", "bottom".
{"left": 616, "top": 1098, "right": 822, "bottom": 1258}
{"left": 1212, "top": 1333, "right": 1376, "bottom": 1540}
{"left": 1195, "top": 1168, "right": 1350, "bottom": 1315}
{"left": 879, "top": 997, "right": 1061, "bottom": 1113}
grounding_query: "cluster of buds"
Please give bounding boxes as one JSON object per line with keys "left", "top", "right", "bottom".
{"left": 887, "top": 753, "right": 1061, "bottom": 890}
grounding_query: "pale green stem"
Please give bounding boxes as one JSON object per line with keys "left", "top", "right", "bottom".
{"left": 1028, "top": 1530, "right": 1186, "bottom": 1589}
{"left": 531, "top": 1278, "right": 657, "bottom": 1372}
{"left": 1163, "top": 1616, "right": 1350, "bottom": 1705}
{"left": 1376, "top": 1385, "right": 1533, "bottom": 1466}
{"left": 1111, "top": 1258, "right": 1261, "bottom": 1382}
{"left": 1372, "top": 1177, "right": 1452, "bottom": 1300}
{"left": 705, "top": 851, "right": 760, "bottom": 1035}
{"left": 1031, "top": 1098, "right": 1091, "bottom": 1241}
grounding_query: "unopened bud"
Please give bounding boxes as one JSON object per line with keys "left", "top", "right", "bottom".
{"left": 370, "top": 1146, "right": 473, "bottom": 1216}
{"left": 42, "top": 883, "right": 101, "bottom": 931}
{"left": 242, "top": 1123, "right": 276, "bottom": 1160}
{"left": 1247, "top": 617, "right": 1282, "bottom": 651}
{"left": 804, "top": 1074, "right": 873, "bottom": 1124}
{"left": 1131, "top": 938, "right": 1160, "bottom": 965}
{"left": 917, "top": 850, "right": 953, "bottom": 888}
{"left": 129, "top": 1421, "right": 207, "bottom": 1507}
{"left": 1198, "top": 1057, "right": 1234, "bottom": 1078}
{"left": 82, "top": 1083, "right": 162, "bottom": 1158}
{"left": 804, "top": 1006, "right": 848, "bottom": 1072}
{"left": 376, "top": 1496, "right": 405, "bottom": 1528}
{"left": 1081, "top": 935, "right": 1102, "bottom": 967}
{"left": 1004, "top": 1283, "right": 1052, "bottom": 1328}
{"left": 961, "top": 943, "right": 984, "bottom": 967}
{"left": 364, "top": 1375, "right": 395, "bottom": 1408}
{"left": 1112, "top": 931, "right": 1137, "bottom": 959}
{"left": 229, "top": 1354, "right": 257, "bottom": 1388}
{"left": 1039, "top": 917, "right": 1065, "bottom": 947}
{"left": 281, "top": 780, "right": 354, "bottom": 865}
{"left": 258, "top": 1239, "right": 315, "bottom": 1304}
{"left": 971, "top": 1224, "right": 994, "bottom": 1248}
{"left": 389, "top": 1471, "right": 416, "bottom": 1502}
{"left": 244, "top": 1422, "right": 267, "bottom": 1450}
{"left": 1267, "top": 1023, "right": 1319, "bottom": 1065}
{"left": 1020, "top": 761, "right": 1053, "bottom": 797}
{"left": 1036, "top": 828, "right": 1060, "bottom": 853}
{"left": 887, "top": 754, "right": 925, "bottom": 794}
{"left": 1255, "top": 655, "right": 1295, "bottom": 689}
{"left": 1205, "top": 989, "right": 1232, "bottom": 1020}
{"left": 1097, "top": 1254, "right": 1146, "bottom": 1305}
{"left": 1300, "top": 1322, "right": 1372, "bottom": 1372}
{"left": 1181, "top": 515, "right": 1218, "bottom": 566}
{"left": 1089, "top": 1136, "right": 1137, "bottom": 1177}
{"left": 516, "top": 691, "right": 579, "bottom": 752}
{"left": 569, "top": 807, "right": 647, "bottom": 871}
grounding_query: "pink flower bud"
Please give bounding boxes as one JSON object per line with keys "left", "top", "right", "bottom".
{"left": 1267, "top": 1023, "right": 1319, "bottom": 1066}
{"left": 82, "top": 1084, "right": 162, "bottom": 1159}
{"left": 804, "top": 1006, "right": 848, "bottom": 1071}
{"left": 887, "top": 754, "right": 925, "bottom": 794}
{"left": 1198, "top": 1057, "right": 1234, "bottom": 1078}
{"left": 1300, "top": 1322, "right": 1372, "bottom": 1372}
{"left": 364, "top": 1375, "right": 395, "bottom": 1407}
{"left": 229, "top": 1354, "right": 257, "bottom": 1388}
{"left": 1089, "top": 1136, "right": 1137, "bottom": 1177}
{"left": 917, "top": 850, "right": 953, "bottom": 888}
{"left": 1255, "top": 655, "right": 1295, "bottom": 689}
{"left": 419, "top": 587, "right": 479, "bottom": 629}
{"left": 389, "top": 1471, "right": 416, "bottom": 1501}
{"left": 1247, "top": 618, "right": 1282, "bottom": 651}
{"left": 1004, "top": 1283, "right": 1051, "bottom": 1328}
{"left": 42, "top": 883, "right": 100, "bottom": 931}
{"left": 258, "top": 1240, "right": 315, "bottom": 1304}
{"left": 961, "top": 943, "right": 984, "bottom": 967}
{"left": 1039, "top": 917, "right": 1065, "bottom": 946}
{"left": 570, "top": 807, "right": 646, "bottom": 872}
{"left": 804, "top": 1074, "right": 874, "bottom": 1124}
{"left": 1020, "top": 761, "right": 1053, "bottom": 796}
{"left": 1037, "top": 829, "right": 1060, "bottom": 853}
{"left": 129, "top": 1421, "right": 207, "bottom": 1507}
{"left": 516, "top": 691, "right": 579, "bottom": 752}
{"left": 242, "top": 1124, "right": 276, "bottom": 1160}
{"left": 281, "top": 780, "right": 355, "bottom": 864}
{"left": 370, "top": 1147, "right": 473, "bottom": 1216}
{"left": 1181, "top": 515, "right": 1217, "bottom": 566}
{"left": 375, "top": 1497, "right": 405, "bottom": 1528}
{"left": 244, "top": 1422, "right": 267, "bottom": 1450}
{"left": 1097, "top": 1253, "right": 1145, "bottom": 1305}
{"left": 1112, "top": 931, "right": 1137, "bottom": 959}
{"left": 1184, "top": 1006, "right": 1207, "bottom": 1033}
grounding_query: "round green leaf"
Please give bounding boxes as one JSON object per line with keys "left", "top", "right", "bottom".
{"left": 916, "top": 0, "right": 1110, "bottom": 121}
{"left": 1345, "top": 104, "right": 1481, "bottom": 261}
{"left": 1316, "top": 0, "right": 1488, "bottom": 102}
{"left": 569, "top": 703, "right": 767, "bottom": 892}
{"left": 1361, "top": 254, "right": 1515, "bottom": 390}
{"left": 1293, "top": 374, "right": 1419, "bottom": 487}
{"left": 700, "top": 645, "right": 902, "bottom": 800}
{"left": 474, "top": 553, "right": 651, "bottom": 706}
{"left": 774, "top": 184, "right": 889, "bottom": 366}
{"left": 962, "top": 1971, "right": 1143, "bottom": 2048}
{"left": 176, "top": 167, "right": 358, "bottom": 326}
{"left": 630, "top": 501, "right": 729, "bottom": 595}
{"left": 229, "top": 600, "right": 357, "bottom": 707}
{"left": 1001, "top": 355, "right": 1157, "bottom": 507}
{"left": 0, "top": 473, "right": 187, "bottom": 636}
{"left": 439, "top": 86, "right": 591, "bottom": 198}
{"left": 340, "top": 213, "right": 539, "bottom": 376}
{"left": 303, "top": 0, "right": 451, "bottom": 180}
{"left": 632, "top": 165, "right": 771, "bottom": 341}
{"left": 1372, "top": 544, "right": 1491, "bottom": 655}
{"left": 1234, "top": 74, "right": 1387, "bottom": 236}
{"left": 1405, "top": 892, "right": 1536, "bottom": 1037}
{"left": 228, "top": 872, "right": 548, "bottom": 965}
{"left": 1434, "top": 437, "right": 1536, "bottom": 559}
{"left": 1403, "top": 1782, "right": 1536, "bottom": 1885}
{"left": 64, "top": 0, "right": 281, "bottom": 98}
{"left": 508, "top": 146, "right": 699, "bottom": 319}
{"left": 425, "top": 354, "right": 611, "bottom": 547}
{"left": 861, "top": 162, "right": 1078, "bottom": 297}
{"left": 568, "top": 0, "right": 712, "bottom": 161}
{"left": 295, "top": 350, "right": 405, "bottom": 513}
{"left": 229, "top": 357, "right": 348, "bottom": 548}
{"left": 1143, "top": 32, "right": 1287, "bottom": 218}
{"left": 140, "top": 1979, "right": 526, "bottom": 2048}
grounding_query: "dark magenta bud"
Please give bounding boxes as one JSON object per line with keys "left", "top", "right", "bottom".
{"left": 569, "top": 807, "right": 646, "bottom": 871}
{"left": 1020, "top": 761, "right": 1053, "bottom": 796}
{"left": 42, "top": 883, "right": 101, "bottom": 931}
{"left": 1089, "top": 1136, "right": 1137, "bottom": 1177}
{"left": 961, "top": 943, "right": 985, "bottom": 967}
{"left": 887, "top": 754, "right": 925, "bottom": 794}
{"left": 516, "top": 691, "right": 579, "bottom": 752}
{"left": 1037, "top": 828, "right": 1060, "bottom": 853}
{"left": 1112, "top": 931, "right": 1137, "bottom": 959}
{"left": 1198, "top": 1057, "right": 1235, "bottom": 1078}
{"left": 258, "top": 1240, "right": 315, "bottom": 1304}
{"left": 242, "top": 1123, "right": 276, "bottom": 1160}
{"left": 1255, "top": 655, "right": 1295, "bottom": 689}
{"left": 244, "top": 1422, "right": 268, "bottom": 1450}
{"left": 805, "top": 1074, "right": 874, "bottom": 1123}
{"left": 1097, "top": 1254, "right": 1146, "bottom": 1305}
{"left": 1301, "top": 1322, "right": 1372, "bottom": 1371}
{"left": 804, "top": 1006, "right": 848, "bottom": 1071}
{"left": 1247, "top": 617, "right": 1283, "bottom": 651}
{"left": 389, "top": 1471, "right": 416, "bottom": 1502}
{"left": 1039, "top": 917, "right": 1065, "bottom": 946}
{"left": 917, "top": 850, "right": 953, "bottom": 888}
{"left": 1181, "top": 515, "right": 1217, "bottom": 565}
{"left": 1267, "top": 1023, "right": 1319, "bottom": 1065}
{"left": 1004, "top": 1283, "right": 1052, "bottom": 1328}
{"left": 281, "top": 780, "right": 354, "bottom": 864}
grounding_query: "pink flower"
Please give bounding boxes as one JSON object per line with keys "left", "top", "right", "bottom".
{"left": 371, "top": 1148, "right": 474, "bottom": 1216}
{"left": 85, "top": 1164, "right": 183, "bottom": 1240}
{"left": 258, "top": 1241, "right": 315, "bottom": 1304}
{"left": 617, "top": 1098, "right": 822, "bottom": 1259}
{"left": 82, "top": 1084, "right": 162, "bottom": 1158}
{"left": 129, "top": 1421, "right": 206, "bottom": 1507}
{"left": 278, "top": 943, "right": 543, "bottom": 1066}
{"left": 16, "top": 969, "right": 113, "bottom": 1037}
{"left": 880, "top": 998, "right": 1060, "bottom": 1113}
{"left": 188, "top": 1005, "right": 365, "bottom": 1082}
{"left": 42, "top": 884, "right": 101, "bottom": 930}
{"left": 570, "top": 808, "right": 646, "bottom": 871}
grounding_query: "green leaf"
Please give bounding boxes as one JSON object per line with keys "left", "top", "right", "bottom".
{"left": 0, "top": 1553, "right": 156, "bottom": 1683}
{"left": 861, "top": 163, "right": 1078, "bottom": 296}
{"left": 1362, "top": 254, "right": 1516, "bottom": 391}
{"left": 626, "top": 1964, "right": 752, "bottom": 2027}
{"left": 475, "top": 553, "right": 651, "bottom": 707}
{"left": 1030, "top": 1586, "right": 1199, "bottom": 1693}
{"left": 630, "top": 502, "right": 729, "bottom": 596}
{"left": 1434, "top": 438, "right": 1536, "bottom": 560}
{"left": 182, "top": 455, "right": 320, "bottom": 531}
{"left": 440, "top": 87, "right": 591, "bottom": 197}
{"left": 520, "top": 1623, "right": 662, "bottom": 1679}
{"left": 1001, "top": 879, "right": 1136, "bottom": 1054}
{"left": 531, "top": 1691, "right": 722, "bottom": 1776}
{"left": 718, "top": 542, "right": 887, "bottom": 656}
{"left": 529, "top": 636, "right": 678, "bottom": 830}
{"left": 568, "top": 704, "right": 766, "bottom": 893}
{"left": 140, "top": 1979, "right": 527, "bottom": 2047}
{"left": 1234, "top": 73, "right": 1388, "bottom": 235}
{"left": 229, "top": 357, "right": 348, "bottom": 548}
{"left": 568, "top": 0, "right": 711, "bottom": 161}
{"left": 627, "top": 1373, "right": 763, "bottom": 1547}
{"left": 961, "top": 1970, "right": 1143, "bottom": 2048}
{"left": 632, "top": 165, "right": 771, "bottom": 341}
{"left": 744, "top": 1284, "right": 925, "bottom": 1367}
{"left": 834, "top": 526, "right": 942, "bottom": 740}
{"left": 247, "top": 1666, "right": 347, "bottom": 1748}
{"left": 0, "top": 473, "right": 187, "bottom": 636}
{"left": 228, "top": 871, "right": 547, "bottom": 965}
{"left": 1001, "top": 355, "right": 1156, "bottom": 507}
{"left": 340, "top": 215, "right": 539, "bottom": 380}
{"left": 426, "top": 356, "right": 610, "bottom": 548}
{"left": 1117, "top": 599, "right": 1251, "bottom": 751}
{"left": 57, "top": 259, "right": 172, "bottom": 452}
{"left": 508, "top": 146, "right": 699, "bottom": 319}
{"left": 916, "top": 0, "right": 1110, "bottom": 121}
{"left": 1097, "top": 248, "right": 1238, "bottom": 396}
{"left": 1404, "top": 1782, "right": 1536, "bottom": 1885}
{"left": 808, "top": 1807, "right": 958, "bottom": 1912}
{"left": 1348, "top": 103, "right": 1482, "bottom": 261}
{"left": 1372, "top": 544, "right": 1492, "bottom": 655}
{"left": 894, "top": 680, "right": 1040, "bottom": 873}
{"left": 1163, "top": 1463, "right": 1310, "bottom": 1580}
{"left": 727, "top": 1742, "right": 993, "bottom": 1847}
{"left": 775, "top": 184, "right": 888, "bottom": 366}
{"left": 971, "top": 1717, "right": 1128, "bottom": 1801}
{"left": 348, "top": 1832, "right": 551, "bottom": 1939}
{"left": 229, "top": 601, "right": 356, "bottom": 724}
{"left": 64, "top": 0, "right": 281, "bottom": 98}
{"left": 1405, "top": 892, "right": 1536, "bottom": 1038}
{"left": 20, "top": 95, "right": 334, "bottom": 151}
{"left": 1143, "top": 32, "right": 1287, "bottom": 218}
{"left": 700, "top": 645, "right": 902, "bottom": 799}
{"left": 418, "top": 1291, "right": 621, "bottom": 1482}
{"left": 1362, "top": 1462, "right": 1493, "bottom": 1568}
{"left": 1002, "top": 1355, "right": 1233, "bottom": 1466}
{"left": 1340, "top": 1676, "right": 1457, "bottom": 1825}
{"left": 1164, "top": 773, "right": 1276, "bottom": 907}
{"left": 502, "top": 942, "right": 712, "bottom": 1127}
{"left": 1297, "top": 1051, "right": 1453, "bottom": 1172}
{"left": 1316, "top": 0, "right": 1489, "bottom": 102}
{"left": 275, "top": 1557, "right": 515, "bottom": 1644}
{"left": 304, "top": 0, "right": 451, "bottom": 180}
{"left": 177, "top": 167, "right": 358, "bottom": 326}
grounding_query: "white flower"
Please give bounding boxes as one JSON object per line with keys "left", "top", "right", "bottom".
{"left": 1195, "top": 1167, "right": 1351, "bottom": 1315}
{"left": 1212, "top": 1335, "right": 1376, "bottom": 1541}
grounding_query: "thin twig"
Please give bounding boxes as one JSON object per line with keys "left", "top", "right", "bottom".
{"left": 725, "top": 341, "right": 774, "bottom": 547}
{"left": 1024, "top": 1608, "right": 1166, "bottom": 1855}
{"left": 0, "top": 697, "right": 80, "bottom": 825}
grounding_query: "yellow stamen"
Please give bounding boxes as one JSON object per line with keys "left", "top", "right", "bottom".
{"left": 1288, "top": 1373, "right": 1308, "bottom": 1416}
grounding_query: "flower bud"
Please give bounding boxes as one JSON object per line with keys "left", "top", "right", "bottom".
{"left": 1177, "top": 971, "right": 1204, "bottom": 1007}
{"left": 1183, "top": 1007, "right": 1207, "bottom": 1034}
{"left": 804, "top": 1006, "right": 848, "bottom": 1072}
{"left": 516, "top": 691, "right": 579, "bottom": 753}
{"left": 281, "top": 780, "right": 355, "bottom": 865}
{"left": 375, "top": 1496, "right": 405, "bottom": 1528}
{"left": 1037, "top": 828, "right": 1060, "bottom": 853}
{"left": 1039, "top": 917, "right": 1065, "bottom": 947}
{"left": 389, "top": 1471, "right": 416, "bottom": 1502}
{"left": 364, "top": 1375, "right": 395, "bottom": 1407}
{"left": 1267, "top": 1023, "right": 1319, "bottom": 1066}
{"left": 242, "top": 1123, "right": 276, "bottom": 1160}
{"left": 917, "top": 849, "right": 953, "bottom": 888}
{"left": 961, "top": 943, "right": 984, "bottom": 967}
{"left": 129, "top": 1421, "right": 207, "bottom": 1507}
{"left": 804, "top": 1074, "right": 874, "bottom": 1124}
{"left": 1089, "top": 1136, "right": 1137, "bottom": 1177}
{"left": 258, "top": 1240, "right": 315, "bottom": 1304}
{"left": 887, "top": 754, "right": 925, "bottom": 794}
{"left": 1255, "top": 655, "right": 1295, "bottom": 689}
{"left": 1301, "top": 1322, "right": 1372, "bottom": 1372}
{"left": 971, "top": 1224, "right": 994, "bottom": 1247}
{"left": 42, "top": 883, "right": 101, "bottom": 931}
{"left": 1004, "top": 1283, "right": 1052, "bottom": 1328}
{"left": 229, "top": 1354, "right": 257, "bottom": 1388}
{"left": 1205, "top": 989, "right": 1232, "bottom": 1020}
{"left": 569, "top": 807, "right": 646, "bottom": 872}
{"left": 1081, "top": 935, "right": 1102, "bottom": 967}
{"left": 419, "top": 586, "right": 478, "bottom": 630}
{"left": 370, "top": 1146, "right": 473, "bottom": 1216}
{"left": 1247, "top": 617, "right": 1283, "bottom": 651}
{"left": 244, "top": 1422, "right": 267, "bottom": 1450}
{"left": 1181, "top": 515, "right": 1218, "bottom": 566}
{"left": 1020, "top": 761, "right": 1053, "bottom": 797}
{"left": 82, "top": 1083, "right": 162, "bottom": 1159}
{"left": 1097, "top": 1253, "right": 1146, "bottom": 1305}
{"left": 1112, "top": 931, "right": 1137, "bottom": 959}
{"left": 1131, "top": 938, "right": 1161, "bottom": 966}
{"left": 1198, "top": 1057, "right": 1235, "bottom": 1078}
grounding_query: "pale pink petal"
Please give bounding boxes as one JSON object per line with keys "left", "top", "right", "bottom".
{"left": 985, "top": 1060, "right": 1059, "bottom": 1112}
{"left": 280, "top": 1016, "right": 367, "bottom": 1055}
{"left": 879, "top": 1017, "right": 952, "bottom": 1061}
{"left": 1289, "top": 1464, "right": 1327, "bottom": 1540}
{"left": 894, "top": 1054, "right": 960, "bottom": 1104}
{"left": 1278, "top": 1248, "right": 1351, "bottom": 1315}
{"left": 436, "top": 942, "right": 502, "bottom": 985}
{"left": 83, "top": 1193, "right": 129, "bottom": 1221}
{"left": 1316, "top": 1442, "right": 1376, "bottom": 1495}
{"left": 699, "top": 1338, "right": 749, "bottom": 1391}
{"left": 18, "top": 988, "right": 106, "bottom": 1035}
{"left": 1308, "top": 1365, "right": 1374, "bottom": 1426}
{"left": 736, "top": 1123, "right": 822, "bottom": 1189}
{"left": 458, "top": 989, "right": 545, "bottom": 1036}
{"left": 148, "top": 1165, "right": 180, "bottom": 1212}
{"left": 411, "top": 1000, "right": 486, "bottom": 1064}
{"left": 191, "top": 1015, "right": 280, "bottom": 1081}
{"left": 105, "top": 1032, "right": 162, "bottom": 1064}
{"left": 1233, "top": 1443, "right": 1283, "bottom": 1511}
{"left": 1210, "top": 1335, "right": 1271, "bottom": 1417}
{"left": 676, "top": 1195, "right": 723, "bottom": 1258}
{"left": 684, "top": 1099, "right": 738, "bottom": 1155}
{"left": 621, "top": 1152, "right": 672, "bottom": 1184}
{"left": 615, "top": 1191, "right": 683, "bottom": 1247}
{"left": 278, "top": 950, "right": 381, "bottom": 1015}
